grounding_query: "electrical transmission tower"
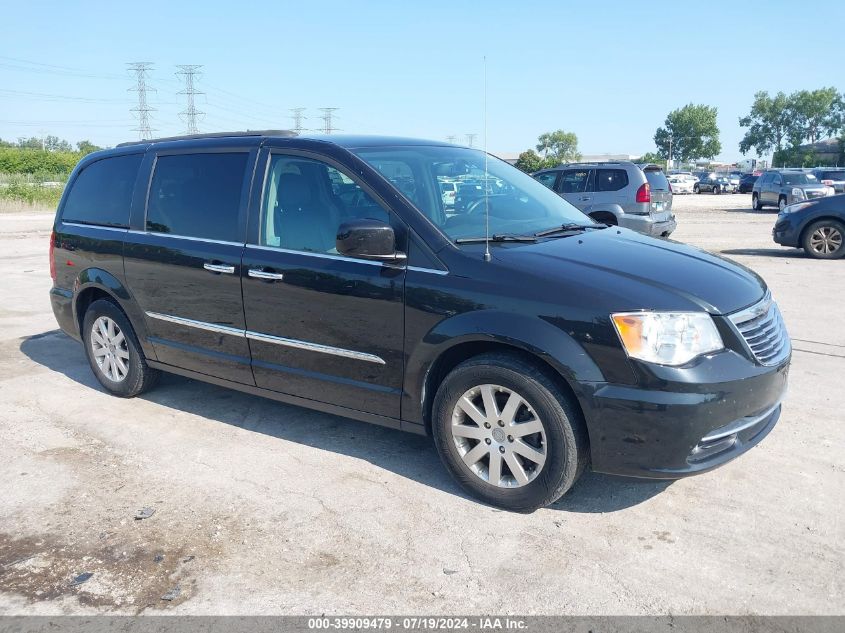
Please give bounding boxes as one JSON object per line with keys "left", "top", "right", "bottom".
{"left": 290, "top": 108, "right": 306, "bottom": 134}
{"left": 127, "top": 62, "right": 156, "bottom": 140}
{"left": 175, "top": 65, "right": 204, "bottom": 135}
{"left": 318, "top": 108, "right": 340, "bottom": 134}
{"left": 446, "top": 135, "right": 457, "bottom": 144}
{"left": 465, "top": 133, "right": 477, "bottom": 148}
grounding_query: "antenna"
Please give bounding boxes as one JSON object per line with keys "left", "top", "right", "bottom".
{"left": 483, "top": 56, "right": 490, "bottom": 263}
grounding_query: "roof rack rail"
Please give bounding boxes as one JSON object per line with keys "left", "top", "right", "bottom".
{"left": 117, "top": 130, "right": 296, "bottom": 147}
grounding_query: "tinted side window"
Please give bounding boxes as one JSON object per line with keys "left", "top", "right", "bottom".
{"left": 534, "top": 172, "right": 558, "bottom": 189}
{"left": 146, "top": 152, "right": 248, "bottom": 241}
{"left": 557, "top": 170, "right": 590, "bottom": 193}
{"left": 62, "top": 154, "right": 142, "bottom": 227}
{"left": 596, "top": 169, "right": 629, "bottom": 192}
{"left": 261, "top": 154, "right": 388, "bottom": 253}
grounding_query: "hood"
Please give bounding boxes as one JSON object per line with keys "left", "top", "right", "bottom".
{"left": 491, "top": 228, "right": 766, "bottom": 315}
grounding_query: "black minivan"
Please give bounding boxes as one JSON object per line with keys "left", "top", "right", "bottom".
{"left": 50, "top": 131, "right": 791, "bottom": 511}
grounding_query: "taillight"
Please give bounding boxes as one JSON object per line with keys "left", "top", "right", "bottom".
{"left": 49, "top": 229, "right": 56, "bottom": 283}
{"left": 636, "top": 182, "right": 651, "bottom": 203}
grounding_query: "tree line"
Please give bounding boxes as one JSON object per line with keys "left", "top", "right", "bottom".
{"left": 513, "top": 86, "right": 845, "bottom": 173}
{"left": 0, "top": 137, "right": 103, "bottom": 177}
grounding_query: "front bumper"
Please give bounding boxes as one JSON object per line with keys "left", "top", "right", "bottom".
{"left": 772, "top": 213, "right": 802, "bottom": 247}
{"left": 581, "top": 349, "right": 790, "bottom": 479}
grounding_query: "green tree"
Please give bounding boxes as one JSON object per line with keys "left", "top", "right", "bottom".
{"left": 535, "top": 130, "right": 581, "bottom": 164}
{"left": 637, "top": 151, "right": 665, "bottom": 164}
{"left": 654, "top": 104, "right": 721, "bottom": 162}
{"left": 739, "top": 91, "right": 796, "bottom": 156}
{"left": 514, "top": 149, "right": 544, "bottom": 173}
{"left": 17, "top": 136, "right": 45, "bottom": 150}
{"left": 76, "top": 140, "right": 102, "bottom": 155}
{"left": 788, "top": 88, "right": 844, "bottom": 145}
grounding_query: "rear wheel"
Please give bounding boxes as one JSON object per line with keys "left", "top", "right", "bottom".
{"left": 82, "top": 299, "right": 160, "bottom": 397}
{"left": 431, "top": 353, "right": 588, "bottom": 512}
{"left": 752, "top": 193, "right": 763, "bottom": 210}
{"left": 802, "top": 220, "right": 845, "bottom": 259}
{"left": 589, "top": 212, "right": 617, "bottom": 226}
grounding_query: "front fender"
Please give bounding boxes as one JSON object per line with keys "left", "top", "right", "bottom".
{"left": 72, "top": 267, "right": 157, "bottom": 359}
{"left": 401, "top": 309, "right": 605, "bottom": 427}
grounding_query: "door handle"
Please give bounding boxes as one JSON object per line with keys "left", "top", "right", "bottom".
{"left": 203, "top": 262, "right": 235, "bottom": 274}
{"left": 579, "top": 196, "right": 591, "bottom": 201}
{"left": 248, "top": 268, "right": 284, "bottom": 281}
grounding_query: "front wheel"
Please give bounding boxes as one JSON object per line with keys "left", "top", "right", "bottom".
{"left": 83, "top": 299, "right": 160, "bottom": 397}
{"left": 752, "top": 193, "right": 763, "bottom": 210}
{"left": 693, "top": 185, "right": 700, "bottom": 194}
{"left": 802, "top": 220, "right": 845, "bottom": 259}
{"left": 778, "top": 197, "right": 787, "bottom": 212}
{"left": 431, "top": 353, "right": 588, "bottom": 512}
{"left": 713, "top": 185, "right": 721, "bottom": 195}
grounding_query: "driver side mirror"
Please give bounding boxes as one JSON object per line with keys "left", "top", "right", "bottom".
{"left": 336, "top": 218, "right": 406, "bottom": 263}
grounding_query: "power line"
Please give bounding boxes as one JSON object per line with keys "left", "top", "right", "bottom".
{"left": 127, "top": 62, "right": 156, "bottom": 140}
{"left": 290, "top": 108, "right": 306, "bottom": 134}
{"left": 465, "top": 133, "right": 477, "bottom": 148}
{"left": 318, "top": 108, "right": 340, "bottom": 134}
{"left": 176, "top": 65, "right": 204, "bottom": 135}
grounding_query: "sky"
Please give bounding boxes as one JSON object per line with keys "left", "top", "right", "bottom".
{"left": 2, "top": 0, "right": 844, "bottom": 161}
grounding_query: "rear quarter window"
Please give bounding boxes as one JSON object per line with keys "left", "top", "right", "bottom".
{"left": 643, "top": 169, "right": 669, "bottom": 191}
{"left": 596, "top": 169, "right": 628, "bottom": 192}
{"left": 61, "top": 154, "right": 142, "bottom": 227}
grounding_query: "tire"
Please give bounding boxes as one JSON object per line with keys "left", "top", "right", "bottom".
{"left": 589, "top": 213, "right": 617, "bottom": 226}
{"left": 778, "top": 196, "right": 787, "bottom": 212}
{"left": 713, "top": 185, "right": 721, "bottom": 195}
{"left": 431, "top": 352, "right": 588, "bottom": 512}
{"left": 693, "top": 184, "right": 700, "bottom": 194}
{"left": 752, "top": 193, "right": 763, "bottom": 210}
{"left": 802, "top": 219, "right": 845, "bottom": 259}
{"left": 82, "top": 299, "right": 160, "bottom": 397}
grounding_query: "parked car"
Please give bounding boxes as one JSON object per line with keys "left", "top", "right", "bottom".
{"left": 727, "top": 173, "right": 741, "bottom": 191}
{"left": 439, "top": 181, "right": 457, "bottom": 208}
{"left": 694, "top": 174, "right": 736, "bottom": 194}
{"left": 752, "top": 170, "right": 835, "bottom": 211}
{"left": 668, "top": 174, "right": 695, "bottom": 194}
{"left": 812, "top": 168, "right": 845, "bottom": 194}
{"left": 773, "top": 194, "right": 845, "bottom": 259}
{"left": 532, "top": 161, "right": 675, "bottom": 237}
{"left": 50, "top": 131, "right": 789, "bottom": 512}
{"left": 738, "top": 174, "right": 758, "bottom": 193}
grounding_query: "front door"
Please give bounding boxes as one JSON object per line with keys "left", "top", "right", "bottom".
{"left": 556, "top": 168, "right": 593, "bottom": 211}
{"left": 241, "top": 151, "right": 405, "bottom": 418}
{"left": 124, "top": 149, "right": 256, "bottom": 385}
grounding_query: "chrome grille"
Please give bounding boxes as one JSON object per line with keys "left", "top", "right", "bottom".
{"left": 806, "top": 190, "right": 826, "bottom": 199}
{"left": 728, "top": 294, "right": 790, "bottom": 366}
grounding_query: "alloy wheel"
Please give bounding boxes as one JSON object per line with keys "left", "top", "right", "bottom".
{"left": 450, "top": 384, "right": 547, "bottom": 488}
{"left": 809, "top": 225, "right": 843, "bottom": 255}
{"left": 90, "top": 316, "right": 130, "bottom": 382}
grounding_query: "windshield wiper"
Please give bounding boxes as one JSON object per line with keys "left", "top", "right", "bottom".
{"left": 534, "top": 223, "right": 606, "bottom": 237}
{"left": 455, "top": 233, "right": 538, "bottom": 244}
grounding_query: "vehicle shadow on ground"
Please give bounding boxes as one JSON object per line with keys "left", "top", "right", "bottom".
{"left": 721, "top": 247, "right": 803, "bottom": 258}
{"left": 20, "top": 330, "right": 671, "bottom": 513}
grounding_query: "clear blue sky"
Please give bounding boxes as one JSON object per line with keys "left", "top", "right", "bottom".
{"left": 2, "top": 0, "right": 843, "bottom": 161}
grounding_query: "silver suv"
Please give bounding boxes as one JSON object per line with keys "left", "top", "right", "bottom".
{"left": 752, "top": 169, "right": 834, "bottom": 211}
{"left": 533, "top": 161, "right": 675, "bottom": 237}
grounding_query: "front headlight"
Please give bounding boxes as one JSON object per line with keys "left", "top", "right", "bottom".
{"left": 611, "top": 312, "right": 724, "bottom": 366}
{"left": 791, "top": 188, "right": 805, "bottom": 199}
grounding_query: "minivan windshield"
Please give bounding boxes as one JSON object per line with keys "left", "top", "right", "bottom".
{"left": 352, "top": 146, "right": 591, "bottom": 241}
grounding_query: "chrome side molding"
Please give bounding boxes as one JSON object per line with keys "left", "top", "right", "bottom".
{"left": 144, "top": 311, "right": 385, "bottom": 364}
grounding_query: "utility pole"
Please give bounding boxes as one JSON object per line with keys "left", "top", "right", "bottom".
{"left": 667, "top": 135, "right": 673, "bottom": 172}
{"left": 465, "top": 133, "right": 477, "bottom": 148}
{"left": 127, "top": 62, "right": 156, "bottom": 140}
{"left": 175, "top": 65, "right": 204, "bottom": 135}
{"left": 446, "top": 135, "right": 457, "bottom": 144}
{"left": 290, "top": 108, "right": 306, "bottom": 134}
{"left": 318, "top": 108, "right": 339, "bottom": 134}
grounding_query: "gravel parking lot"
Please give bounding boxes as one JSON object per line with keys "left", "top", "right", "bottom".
{"left": 0, "top": 194, "right": 842, "bottom": 615}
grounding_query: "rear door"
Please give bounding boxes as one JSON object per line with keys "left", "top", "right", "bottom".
{"left": 643, "top": 167, "right": 673, "bottom": 214}
{"left": 555, "top": 168, "right": 593, "bottom": 210}
{"left": 594, "top": 167, "right": 629, "bottom": 212}
{"left": 123, "top": 147, "right": 257, "bottom": 384}
{"left": 240, "top": 149, "right": 406, "bottom": 418}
